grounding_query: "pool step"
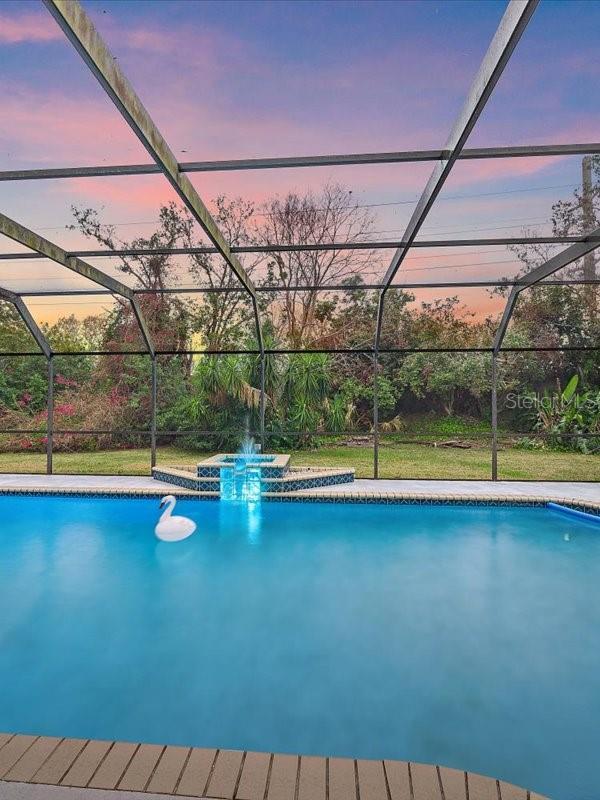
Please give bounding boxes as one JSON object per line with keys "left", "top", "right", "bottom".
{"left": 152, "top": 465, "right": 355, "bottom": 495}
{"left": 264, "top": 467, "right": 355, "bottom": 492}
{"left": 197, "top": 453, "right": 291, "bottom": 478}
{"left": 152, "top": 467, "right": 220, "bottom": 494}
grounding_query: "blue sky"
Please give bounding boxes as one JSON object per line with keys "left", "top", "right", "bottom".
{"left": 0, "top": 0, "right": 598, "bottom": 316}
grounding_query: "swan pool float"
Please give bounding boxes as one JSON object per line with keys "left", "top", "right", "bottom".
{"left": 155, "top": 495, "right": 197, "bottom": 542}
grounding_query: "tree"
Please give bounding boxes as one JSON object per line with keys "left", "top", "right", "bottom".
{"left": 70, "top": 202, "right": 191, "bottom": 353}
{"left": 259, "top": 184, "right": 375, "bottom": 347}
{"left": 506, "top": 157, "right": 600, "bottom": 389}
{"left": 510, "top": 157, "right": 599, "bottom": 284}
{"left": 71, "top": 198, "right": 265, "bottom": 352}
{"left": 552, "top": 155, "right": 599, "bottom": 281}
{"left": 186, "top": 196, "right": 262, "bottom": 349}
{"left": 396, "top": 352, "right": 492, "bottom": 417}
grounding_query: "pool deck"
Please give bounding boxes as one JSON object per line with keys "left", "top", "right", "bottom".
{"left": 0, "top": 473, "right": 598, "bottom": 509}
{"left": 0, "top": 735, "right": 549, "bottom": 800}
{"left": 291, "top": 478, "right": 600, "bottom": 504}
{"left": 0, "top": 474, "right": 197, "bottom": 497}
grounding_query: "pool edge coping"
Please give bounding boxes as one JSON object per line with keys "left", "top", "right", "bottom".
{"left": 0, "top": 484, "right": 598, "bottom": 516}
{"left": 0, "top": 733, "right": 551, "bottom": 800}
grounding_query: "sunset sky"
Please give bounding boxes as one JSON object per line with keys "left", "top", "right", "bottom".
{"left": 1, "top": 0, "right": 599, "bottom": 325}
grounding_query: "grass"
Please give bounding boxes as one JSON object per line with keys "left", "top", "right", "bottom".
{"left": 0, "top": 443, "right": 598, "bottom": 481}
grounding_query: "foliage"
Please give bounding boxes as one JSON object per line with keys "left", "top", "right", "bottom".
{"left": 395, "top": 352, "right": 492, "bottom": 417}
{"left": 2, "top": 175, "right": 600, "bottom": 462}
{"left": 514, "top": 436, "right": 545, "bottom": 451}
{"left": 529, "top": 375, "right": 600, "bottom": 454}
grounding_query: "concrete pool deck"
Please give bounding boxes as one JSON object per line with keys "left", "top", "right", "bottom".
{"left": 0, "top": 735, "right": 549, "bottom": 800}
{"left": 0, "top": 473, "right": 598, "bottom": 510}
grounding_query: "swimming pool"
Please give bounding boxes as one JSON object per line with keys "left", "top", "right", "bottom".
{"left": 1, "top": 495, "right": 599, "bottom": 799}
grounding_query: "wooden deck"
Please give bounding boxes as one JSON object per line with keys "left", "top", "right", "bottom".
{"left": 0, "top": 734, "right": 549, "bottom": 799}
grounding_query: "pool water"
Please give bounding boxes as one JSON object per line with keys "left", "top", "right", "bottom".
{"left": 1, "top": 496, "right": 599, "bottom": 799}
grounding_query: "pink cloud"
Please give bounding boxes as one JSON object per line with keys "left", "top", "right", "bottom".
{"left": 443, "top": 155, "right": 563, "bottom": 188}
{"left": 58, "top": 175, "right": 178, "bottom": 215}
{"left": 84, "top": 12, "right": 465, "bottom": 157}
{"left": 3, "top": 5, "right": 596, "bottom": 246}
{"left": 409, "top": 286, "right": 504, "bottom": 321}
{"left": 0, "top": 84, "right": 148, "bottom": 167}
{"left": 94, "top": 16, "right": 256, "bottom": 91}
{"left": 0, "top": 11, "right": 61, "bottom": 44}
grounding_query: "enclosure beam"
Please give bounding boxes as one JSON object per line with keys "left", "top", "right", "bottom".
{"left": 375, "top": 0, "right": 538, "bottom": 349}
{"left": 9, "top": 279, "right": 600, "bottom": 298}
{"left": 0, "top": 211, "right": 155, "bottom": 357}
{"left": 2, "top": 142, "right": 599, "bottom": 182}
{"left": 373, "top": 351, "right": 379, "bottom": 479}
{"left": 46, "top": 356, "right": 54, "bottom": 474}
{"left": 260, "top": 354, "right": 266, "bottom": 453}
{"left": 150, "top": 356, "right": 157, "bottom": 470}
{"left": 1, "top": 235, "right": 599, "bottom": 262}
{"left": 0, "top": 286, "right": 52, "bottom": 358}
{"left": 491, "top": 352, "right": 498, "bottom": 481}
{"left": 493, "top": 226, "right": 600, "bottom": 352}
{"left": 0, "top": 286, "right": 54, "bottom": 471}
{"left": 43, "top": 0, "right": 257, "bottom": 313}
{"left": 493, "top": 288, "right": 519, "bottom": 353}
{"left": 130, "top": 299, "right": 155, "bottom": 358}
{"left": 252, "top": 297, "right": 265, "bottom": 367}
{"left": 514, "top": 227, "right": 600, "bottom": 289}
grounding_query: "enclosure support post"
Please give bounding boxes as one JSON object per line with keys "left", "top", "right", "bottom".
{"left": 260, "top": 353, "right": 266, "bottom": 453}
{"left": 491, "top": 352, "right": 498, "bottom": 481}
{"left": 373, "top": 350, "right": 379, "bottom": 479}
{"left": 150, "top": 356, "right": 157, "bottom": 471}
{"left": 46, "top": 355, "right": 54, "bottom": 475}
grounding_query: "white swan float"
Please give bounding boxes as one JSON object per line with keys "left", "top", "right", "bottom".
{"left": 155, "top": 495, "right": 197, "bottom": 542}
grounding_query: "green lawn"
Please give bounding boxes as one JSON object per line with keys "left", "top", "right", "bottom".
{"left": 0, "top": 443, "right": 598, "bottom": 481}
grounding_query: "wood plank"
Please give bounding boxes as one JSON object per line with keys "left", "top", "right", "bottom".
{"left": 236, "top": 751, "right": 271, "bottom": 800}
{"left": 146, "top": 745, "right": 190, "bottom": 794}
{"left": 356, "top": 759, "right": 388, "bottom": 800}
{"left": 467, "top": 772, "right": 499, "bottom": 800}
{"left": 0, "top": 731, "right": 534, "bottom": 800}
{"left": 410, "top": 762, "right": 442, "bottom": 800}
{"left": 118, "top": 743, "right": 164, "bottom": 791}
{"left": 384, "top": 760, "right": 411, "bottom": 800}
{"left": 4, "top": 737, "right": 61, "bottom": 782}
{"left": 498, "top": 781, "right": 527, "bottom": 800}
{"left": 60, "top": 740, "right": 111, "bottom": 787}
{"left": 298, "top": 755, "right": 326, "bottom": 800}
{"left": 328, "top": 757, "right": 357, "bottom": 800}
{"left": 0, "top": 735, "right": 38, "bottom": 778}
{"left": 438, "top": 767, "right": 467, "bottom": 800}
{"left": 88, "top": 741, "right": 138, "bottom": 790}
{"left": 267, "top": 754, "right": 298, "bottom": 800}
{"left": 32, "top": 738, "right": 87, "bottom": 784}
{"left": 205, "top": 749, "right": 244, "bottom": 798}
{"left": 177, "top": 747, "right": 217, "bottom": 796}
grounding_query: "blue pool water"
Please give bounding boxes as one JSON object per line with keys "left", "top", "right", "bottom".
{"left": 1, "top": 496, "right": 599, "bottom": 799}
